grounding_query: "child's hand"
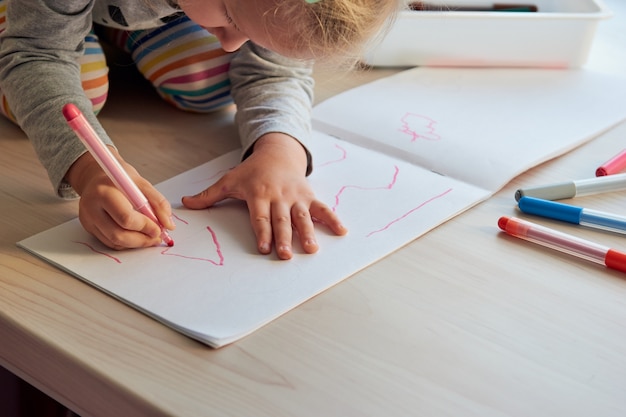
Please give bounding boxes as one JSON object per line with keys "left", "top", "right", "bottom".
{"left": 66, "top": 149, "right": 175, "bottom": 250}
{"left": 182, "top": 133, "right": 347, "bottom": 260}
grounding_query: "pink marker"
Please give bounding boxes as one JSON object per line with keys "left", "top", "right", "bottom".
{"left": 62, "top": 103, "right": 174, "bottom": 247}
{"left": 596, "top": 149, "right": 626, "bottom": 176}
{"left": 498, "top": 216, "right": 626, "bottom": 273}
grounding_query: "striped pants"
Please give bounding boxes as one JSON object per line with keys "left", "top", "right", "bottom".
{"left": 0, "top": 3, "right": 234, "bottom": 123}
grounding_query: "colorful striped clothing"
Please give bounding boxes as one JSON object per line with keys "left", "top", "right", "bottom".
{"left": 77, "top": 31, "right": 110, "bottom": 115}
{"left": 102, "top": 15, "right": 234, "bottom": 112}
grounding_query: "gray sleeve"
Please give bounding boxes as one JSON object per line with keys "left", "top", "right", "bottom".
{"left": 0, "top": 0, "right": 113, "bottom": 198}
{"left": 228, "top": 42, "right": 315, "bottom": 175}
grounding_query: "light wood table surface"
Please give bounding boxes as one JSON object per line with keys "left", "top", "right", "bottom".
{"left": 2, "top": 2, "right": 626, "bottom": 415}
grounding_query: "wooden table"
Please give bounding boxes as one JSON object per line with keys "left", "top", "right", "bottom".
{"left": 2, "top": 2, "right": 626, "bottom": 415}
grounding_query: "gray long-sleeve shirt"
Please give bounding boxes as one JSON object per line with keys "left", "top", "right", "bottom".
{"left": 0, "top": 0, "right": 314, "bottom": 198}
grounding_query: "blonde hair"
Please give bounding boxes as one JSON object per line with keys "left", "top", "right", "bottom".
{"left": 264, "top": 0, "right": 400, "bottom": 64}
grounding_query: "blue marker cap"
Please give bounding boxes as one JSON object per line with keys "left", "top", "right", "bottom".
{"left": 518, "top": 196, "right": 582, "bottom": 224}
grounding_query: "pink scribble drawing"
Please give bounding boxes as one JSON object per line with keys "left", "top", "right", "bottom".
{"left": 331, "top": 165, "right": 400, "bottom": 212}
{"left": 316, "top": 144, "right": 347, "bottom": 168}
{"left": 73, "top": 241, "right": 122, "bottom": 264}
{"left": 172, "top": 212, "right": 189, "bottom": 225}
{"left": 398, "top": 113, "right": 441, "bottom": 142}
{"left": 73, "top": 213, "right": 224, "bottom": 265}
{"left": 366, "top": 188, "right": 453, "bottom": 237}
{"left": 161, "top": 225, "right": 224, "bottom": 266}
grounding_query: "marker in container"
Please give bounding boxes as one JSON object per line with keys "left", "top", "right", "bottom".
{"left": 518, "top": 196, "right": 626, "bottom": 235}
{"left": 409, "top": 3, "right": 538, "bottom": 12}
{"left": 498, "top": 216, "right": 626, "bottom": 274}
{"left": 63, "top": 103, "right": 174, "bottom": 247}
{"left": 514, "top": 173, "right": 626, "bottom": 201}
{"left": 596, "top": 149, "right": 626, "bottom": 176}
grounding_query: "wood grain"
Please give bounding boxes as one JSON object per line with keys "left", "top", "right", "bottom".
{"left": 2, "top": 4, "right": 626, "bottom": 414}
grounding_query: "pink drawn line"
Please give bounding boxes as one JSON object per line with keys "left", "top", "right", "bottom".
{"left": 398, "top": 113, "right": 441, "bottom": 142}
{"left": 316, "top": 144, "right": 347, "bottom": 168}
{"left": 332, "top": 165, "right": 400, "bottom": 212}
{"left": 172, "top": 212, "right": 189, "bottom": 225}
{"left": 366, "top": 188, "right": 453, "bottom": 237}
{"left": 73, "top": 241, "right": 122, "bottom": 263}
{"left": 161, "top": 226, "right": 224, "bottom": 266}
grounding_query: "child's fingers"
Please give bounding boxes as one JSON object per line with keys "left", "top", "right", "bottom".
{"left": 270, "top": 202, "right": 294, "bottom": 260}
{"left": 140, "top": 182, "right": 176, "bottom": 230}
{"left": 79, "top": 194, "right": 162, "bottom": 249}
{"left": 89, "top": 220, "right": 162, "bottom": 250}
{"left": 309, "top": 201, "right": 348, "bottom": 236}
{"left": 290, "top": 202, "right": 318, "bottom": 254}
{"left": 101, "top": 193, "right": 163, "bottom": 244}
{"left": 181, "top": 179, "right": 228, "bottom": 210}
{"left": 246, "top": 198, "right": 274, "bottom": 256}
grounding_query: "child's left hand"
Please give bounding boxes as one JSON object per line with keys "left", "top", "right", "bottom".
{"left": 181, "top": 132, "right": 347, "bottom": 260}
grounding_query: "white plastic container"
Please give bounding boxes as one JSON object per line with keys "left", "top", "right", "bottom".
{"left": 364, "top": 0, "right": 613, "bottom": 68}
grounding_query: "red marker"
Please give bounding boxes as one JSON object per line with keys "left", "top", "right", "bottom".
{"left": 63, "top": 103, "right": 174, "bottom": 247}
{"left": 596, "top": 148, "right": 626, "bottom": 176}
{"left": 498, "top": 216, "right": 626, "bottom": 273}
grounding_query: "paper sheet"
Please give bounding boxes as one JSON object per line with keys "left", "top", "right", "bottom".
{"left": 18, "top": 67, "right": 626, "bottom": 347}
{"left": 314, "top": 67, "right": 626, "bottom": 190}
{"left": 19, "top": 132, "right": 487, "bottom": 347}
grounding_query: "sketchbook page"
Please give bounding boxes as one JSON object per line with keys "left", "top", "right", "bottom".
{"left": 18, "top": 131, "right": 488, "bottom": 348}
{"left": 313, "top": 67, "right": 626, "bottom": 192}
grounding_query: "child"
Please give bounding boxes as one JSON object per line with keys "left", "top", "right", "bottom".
{"left": 0, "top": 0, "right": 399, "bottom": 260}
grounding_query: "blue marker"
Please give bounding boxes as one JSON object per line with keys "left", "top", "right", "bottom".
{"left": 518, "top": 196, "right": 626, "bottom": 235}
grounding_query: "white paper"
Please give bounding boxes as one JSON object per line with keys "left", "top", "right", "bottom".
{"left": 314, "top": 67, "right": 626, "bottom": 191}
{"left": 18, "top": 67, "right": 626, "bottom": 347}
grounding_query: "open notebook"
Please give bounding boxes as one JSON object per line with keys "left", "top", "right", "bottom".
{"left": 18, "top": 67, "right": 626, "bottom": 347}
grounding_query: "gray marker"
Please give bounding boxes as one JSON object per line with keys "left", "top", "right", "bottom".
{"left": 515, "top": 173, "right": 626, "bottom": 201}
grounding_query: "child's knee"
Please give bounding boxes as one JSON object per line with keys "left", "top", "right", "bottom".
{"left": 159, "top": 92, "right": 234, "bottom": 113}
{"left": 154, "top": 72, "right": 234, "bottom": 113}
{"left": 0, "top": 0, "right": 6, "bottom": 34}
{"left": 79, "top": 31, "right": 110, "bottom": 114}
{"left": 123, "top": 15, "right": 235, "bottom": 112}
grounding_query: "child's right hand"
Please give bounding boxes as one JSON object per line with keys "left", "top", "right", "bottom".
{"left": 65, "top": 149, "right": 175, "bottom": 250}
